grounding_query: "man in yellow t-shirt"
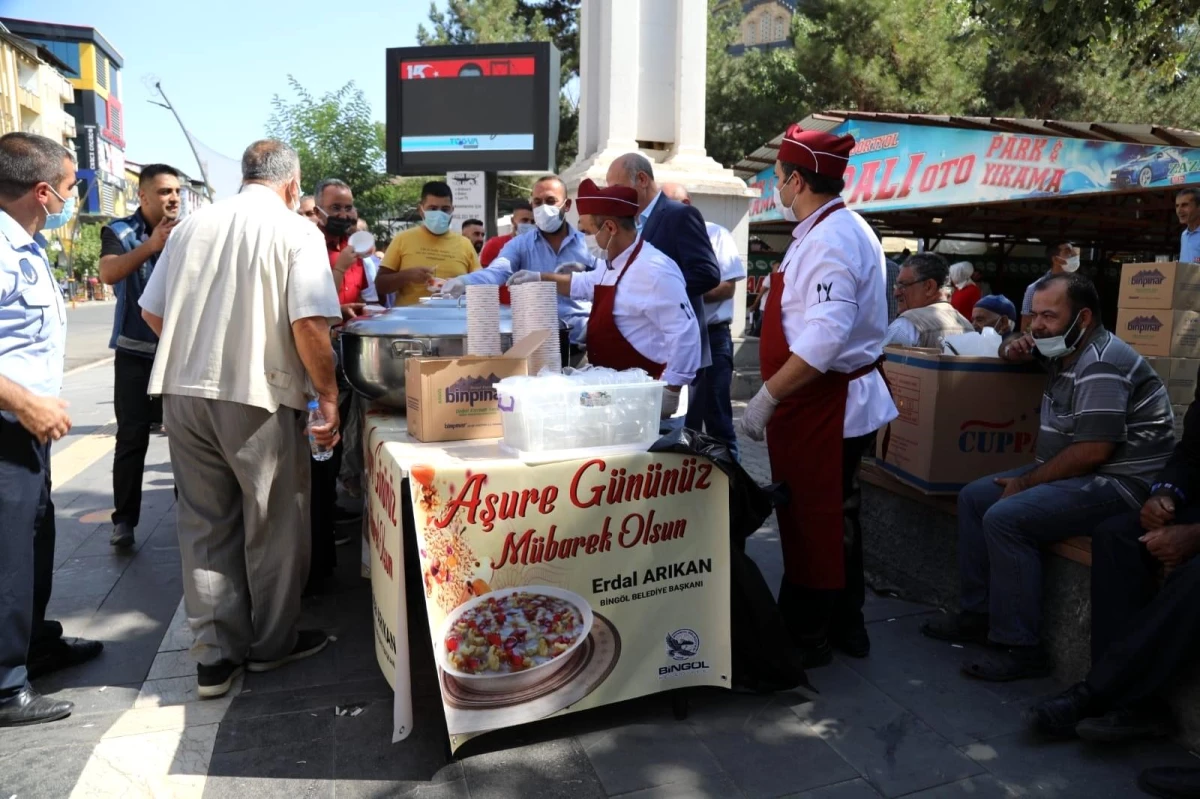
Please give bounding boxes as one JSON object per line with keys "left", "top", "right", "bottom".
{"left": 376, "top": 181, "right": 480, "bottom": 306}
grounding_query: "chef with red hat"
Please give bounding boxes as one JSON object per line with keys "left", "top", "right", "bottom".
{"left": 739, "top": 124, "right": 898, "bottom": 666}
{"left": 509, "top": 179, "right": 699, "bottom": 417}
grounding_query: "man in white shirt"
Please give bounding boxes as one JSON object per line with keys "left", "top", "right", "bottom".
{"left": 661, "top": 183, "right": 746, "bottom": 459}
{"left": 509, "top": 179, "right": 700, "bottom": 416}
{"left": 139, "top": 140, "right": 344, "bottom": 699}
{"left": 739, "top": 125, "right": 899, "bottom": 666}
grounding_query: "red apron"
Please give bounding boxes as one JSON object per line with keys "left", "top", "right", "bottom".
{"left": 761, "top": 201, "right": 881, "bottom": 590}
{"left": 585, "top": 239, "right": 666, "bottom": 378}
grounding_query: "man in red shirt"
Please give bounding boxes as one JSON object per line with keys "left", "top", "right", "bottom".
{"left": 480, "top": 201, "right": 535, "bottom": 267}
{"left": 314, "top": 179, "right": 373, "bottom": 304}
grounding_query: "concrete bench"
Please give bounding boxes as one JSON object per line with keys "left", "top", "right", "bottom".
{"left": 859, "top": 461, "right": 1200, "bottom": 749}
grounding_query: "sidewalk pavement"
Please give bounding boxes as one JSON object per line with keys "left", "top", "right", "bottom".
{"left": 2, "top": 377, "right": 1197, "bottom": 798}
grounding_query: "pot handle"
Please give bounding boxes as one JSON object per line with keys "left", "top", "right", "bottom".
{"left": 497, "top": 395, "right": 514, "bottom": 412}
{"left": 390, "top": 339, "right": 428, "bottom": 357}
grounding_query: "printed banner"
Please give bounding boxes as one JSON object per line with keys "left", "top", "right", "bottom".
{"left": 402, "top": 451, "right": 731, "bottom": 751}
{"left": 749, "top": 120, "right": 1200, "bottom": 222}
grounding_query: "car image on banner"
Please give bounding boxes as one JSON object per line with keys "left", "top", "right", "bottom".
{"left": 1110, "top": 148, "right": 1189, "bottom": 188}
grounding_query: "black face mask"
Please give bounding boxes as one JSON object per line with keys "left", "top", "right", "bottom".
{"left": 323, "top": 215, "right": 355, "bottom": 237}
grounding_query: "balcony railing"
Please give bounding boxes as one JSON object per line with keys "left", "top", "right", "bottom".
{"left": 17, "top": 87, "right": 42, "bottom": 114}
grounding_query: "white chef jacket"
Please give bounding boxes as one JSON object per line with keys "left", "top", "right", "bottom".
{"left": 778, "top": 197, "right": 898, "bottom": 437}
{"left": 569, "top": 236, "right": 700, "bottom": 387}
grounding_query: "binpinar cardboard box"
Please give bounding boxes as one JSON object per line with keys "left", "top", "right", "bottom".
{"left": 1144, "top": 356, "right": 1200, "bottom": 405}
{"left": 1117, "top": 262, "right": 1200, "bottom": 309}
{"left": 875, "top": 346, "right": 1045, "bottom": 494}
{"left": 405, "top": 330, "right": 550, "bottom": 443}
{"left": 1115, "top": 309, "right": 1200, "bottom": 358}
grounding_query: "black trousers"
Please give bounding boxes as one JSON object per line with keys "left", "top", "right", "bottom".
{"left": 1086, "top": 507, "right": 1200, "bottom": 708}
{"left": 307, "top": 367, "right": 354, "bottom": 586}
{"left": 0, "top": 420, "right": 62, "bottom": 698}
{"left": 778, "top": 432, "right": 873, "bottom": 643}
{"left": 112, "top": 351, "right": 162, "bottom": 528}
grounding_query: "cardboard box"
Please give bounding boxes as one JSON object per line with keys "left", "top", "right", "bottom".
{"left": 1115, "top": 309, "right": 1200, "bottom": 358}
{"left": 1143, "top": 357, "right": 1199, "bottom": 404}
{"left": 1117, "top": 262, "right": 1200, "bottom": 309}
{"left": 875, "top": 346, "right": 1044, "bottom": 494}
{"left": 1173, "top": 404, "right": 1189, "bottom": 441}
{"left": 405, "top": 331, "right": 550, "bottom": 443}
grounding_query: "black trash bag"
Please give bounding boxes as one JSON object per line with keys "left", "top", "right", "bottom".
{"left": 650, "top": 428, "right": 809, "bottom": 693}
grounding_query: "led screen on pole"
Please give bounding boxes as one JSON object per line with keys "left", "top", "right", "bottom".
{"left": 386, "top": 43, "right": 560, "bottom": 175}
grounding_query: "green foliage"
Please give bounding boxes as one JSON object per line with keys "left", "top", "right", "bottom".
{"left": 71, "top": 223, "right": 102, "bottom": 278}
{"left": 417, "top": 0, "right": 581, "bottom": 170}
{"left": 266, "top": 78, "right": 431, "bottom": 231}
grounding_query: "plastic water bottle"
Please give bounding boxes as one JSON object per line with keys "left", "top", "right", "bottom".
{"left": 307, "top": 400, "right": 333, "bottom": 461}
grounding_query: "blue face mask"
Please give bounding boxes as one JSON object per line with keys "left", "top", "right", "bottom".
{"left": 42, "top": 186, "right": 77, "bottom": 231}
{"left": 423, "top": 209, "right": 452, "bottom": 235}
{"left": 516, "top": 222, "right": 536, "bottom": 236}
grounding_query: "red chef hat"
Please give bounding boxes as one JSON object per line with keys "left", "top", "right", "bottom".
{"left": 777, "top": 124, "right": 855, "bottom": 179}
{"left": 576, "top": 178, "right": 640, "bottom": 217}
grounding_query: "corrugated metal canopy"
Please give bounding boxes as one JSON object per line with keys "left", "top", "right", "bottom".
{"left": 733, "top": 111, "right": 1200, "bottom": 178}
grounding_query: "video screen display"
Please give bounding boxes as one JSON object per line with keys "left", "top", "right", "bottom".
{"left": 387, "top": 45, "right": 559, "bottom": 174}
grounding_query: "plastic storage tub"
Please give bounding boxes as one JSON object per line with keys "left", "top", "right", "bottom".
{"left": 496, "top": 369, "right": 665, "bottom": 462}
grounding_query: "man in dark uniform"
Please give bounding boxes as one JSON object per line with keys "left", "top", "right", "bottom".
{"left": 0, "top": 132, "right": 103, "bottom": 727}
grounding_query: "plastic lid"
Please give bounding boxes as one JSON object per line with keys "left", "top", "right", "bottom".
{"left": 307, "top": 400, "right": 319, "bottom": 410}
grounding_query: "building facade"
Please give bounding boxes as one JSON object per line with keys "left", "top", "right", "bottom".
{"left": 719, "top": 0, "right": 795, "bottom": 55}
{"left": 1, "top": 18, "right": 126, "bottom": 220}
{"left": 0, "top": 26, "right": 76, "bottom": 147}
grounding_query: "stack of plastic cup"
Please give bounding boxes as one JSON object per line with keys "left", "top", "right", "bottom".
{"left": 466, "top": 284, "right": 502, "bottom": 356}
{"left": 509, "top": 281, "right": 562, "bottom": 374}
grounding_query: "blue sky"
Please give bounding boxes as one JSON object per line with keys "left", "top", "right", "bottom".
{"left": 3, "top": 0, "right": 445, "bottom": 180}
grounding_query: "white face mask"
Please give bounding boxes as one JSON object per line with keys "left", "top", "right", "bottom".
{"left": 584, "top": 234, "right": 606, "bottom": 263}
{"left": 773, "top": 179, "right": 798, "bottom": 223}
{"left": 533, "top": 203, "right": 564, "bottom": 233}
{"left": 1063, "top": 255, "right": 1081, "bottom": 273}
{"left": 1033, "top": 311, "right": 1085, "bottom": 360}
{"left": 288, "top": 179, "right": 302, "bottom": 213}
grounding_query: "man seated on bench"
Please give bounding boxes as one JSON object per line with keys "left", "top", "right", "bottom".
{"left": 921, "top": 273, "right": 1175, "bottom": 681}
{"left": 1026, "top": 375, "right": 1200, "bottom": 751}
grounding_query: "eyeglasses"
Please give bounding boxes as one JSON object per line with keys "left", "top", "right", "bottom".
{"left": 894, "top": 278, "right": 928, "bottom": 291}
{"left": 320, "top": 203, "right": 355, "bottom": 214}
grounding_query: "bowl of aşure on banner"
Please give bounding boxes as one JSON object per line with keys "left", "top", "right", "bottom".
{"left": 436, "top": 586, "right": 594, "bottom": 695}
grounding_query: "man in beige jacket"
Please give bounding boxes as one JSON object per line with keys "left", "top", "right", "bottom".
{"left": 140, "top": 139, "right": 343, "bottom": 698}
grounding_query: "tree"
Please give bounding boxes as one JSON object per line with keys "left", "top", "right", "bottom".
{"left": 417, "top": 0, "right": 582, "bottom": 170}
{"left": 70, "top": 222, "right": 102, "bottom": 279}
{"left": 266, "top": 78, "right": 430, "bottom": 232}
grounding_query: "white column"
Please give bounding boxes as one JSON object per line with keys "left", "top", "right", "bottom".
{"left": 671, "top": 0, "right": 708, "bottom": 159}
{"left": 598, "top": 0, "right": 641, "bottom": 154}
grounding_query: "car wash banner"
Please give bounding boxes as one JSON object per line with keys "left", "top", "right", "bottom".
{"left": 391, "top": 450, "right": 731, "bottom": 752}
{"left": 748, "top": 119, "right": 1200, "bottom": 222}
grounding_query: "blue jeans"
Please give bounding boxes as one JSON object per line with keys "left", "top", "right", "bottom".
{"left": 957, "top": 464, "right": 1129, "bottom": 646}
{"left": 684, "top": 323, "right": 739, "bottom": 461}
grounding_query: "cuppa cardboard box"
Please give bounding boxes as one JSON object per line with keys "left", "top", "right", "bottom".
{"left": 405, "top": 331, "right": 550, "bottom": 443}
{"left": 1115, "top": 309, "right": 1200, "bottom": 358}
{"left": 1117, "top": 262, "right": 1200, "bottom": 309}
{"left": 875, "top": 346, "right": 1044, "bottom": 494}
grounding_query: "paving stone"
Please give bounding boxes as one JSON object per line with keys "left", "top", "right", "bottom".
{"left": 836, "top": 615, "right": 1030, "bottom": 746}
{"left": 215, "top": 707, "right": 335, "bottom": 754}
{"left": 580, "top": 720, "right": 725, "bottom": 796}
{"left": 609, "top": 770, "right": 744, "bottom": 799}
{"left": 203, "top": 739, "right": 335, "bottom": 799}
{"left": 38, "top": 682, "right": 143, "bottom": 715}
{"left": 961, "top": 732, "right": 1200, "bottom": 798}
{"left": 783, "top": 779, "right": 883, "bottom": 798}
{"left": 686, "top": 692, "right": 858, "bottom": 798}
{"left": 790, "top": 661, "right": 985, "bottom": 797}
{"left": 862, "top": 594, "right": 936, "bottom": 623}
{"left": 900, "top": 774, "right": 1022, "bottom": 798}
{"left": 75, "top": 720, "right": 219, "bottom": 798}
{"left": 0, "top": 742, "right": 95, "bottom": 797}
{"left": 147, "top": 648, "right": 195, "bottom": 681}
{"left": 461, "top": 737, "right": 607, "bottom": 799}
{"left": 0, "top": 709, "right": 123, "bottom": 754}
{"left": 50, "top": 555, "right": 129, "bottom": 598}
{"left": 332, "top": 694, "right": 456, "bottom": 784}
{"left": 135, "top": 675, "right": 241, "bottom": 710}
{"left": 102, "top": 702, "right": 233, "bottom": 740}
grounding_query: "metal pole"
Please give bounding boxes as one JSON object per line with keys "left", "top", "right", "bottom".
{"left": 153, "top": 81, "right": 213, "bottom": 201}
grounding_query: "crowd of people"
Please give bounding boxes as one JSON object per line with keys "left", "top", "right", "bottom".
{"left": 3, "top": 124, "right": 1200, "bottom": 794}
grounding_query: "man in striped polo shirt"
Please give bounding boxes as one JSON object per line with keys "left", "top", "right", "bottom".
{"left": 922, "top": 273, "right": 1175, "bottom": 681}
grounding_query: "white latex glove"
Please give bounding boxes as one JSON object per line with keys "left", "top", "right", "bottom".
{"left": 440, "top": 277, "right": 466, "bottom": 298}
{"left": 507, "top": 270, "right": 543, "bottom": 287}
{"left": 555, "top": 262, "right": 587, "bottom": 274}
{"left": 739, "top": 384, "right": 779, "bottom": 441}
{"left": 661, "top": 387, "right": 681, "bottom": 419}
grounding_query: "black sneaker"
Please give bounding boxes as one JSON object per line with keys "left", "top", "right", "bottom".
{"left": 1076, "top": 701, "right": 1176, "bottom": 743}
{"left": 798, "top": 639, "right": 834, "bottom": 669}
{"left": 197, "top": 660, "right": 243, "bottom": 699}
{"left": 110, "top": 523, "right": 135, "bottom": 550}
{"left": 920, "top": 610, "right": 990, "bottom": 645}
{"left": 334, "top": 530, "right": 354, "bottom": 547}
{"left": 1025, "top": 682, "right": 1098, "bottom": 737}
{"left": 333, "top": 506, "right": 362, "bottom": 525}
{"left": 246, "top": 630, "right": 330, "bottom": 673}
{"left": 831, "top": 625, "right": 871, "bottom": 658}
